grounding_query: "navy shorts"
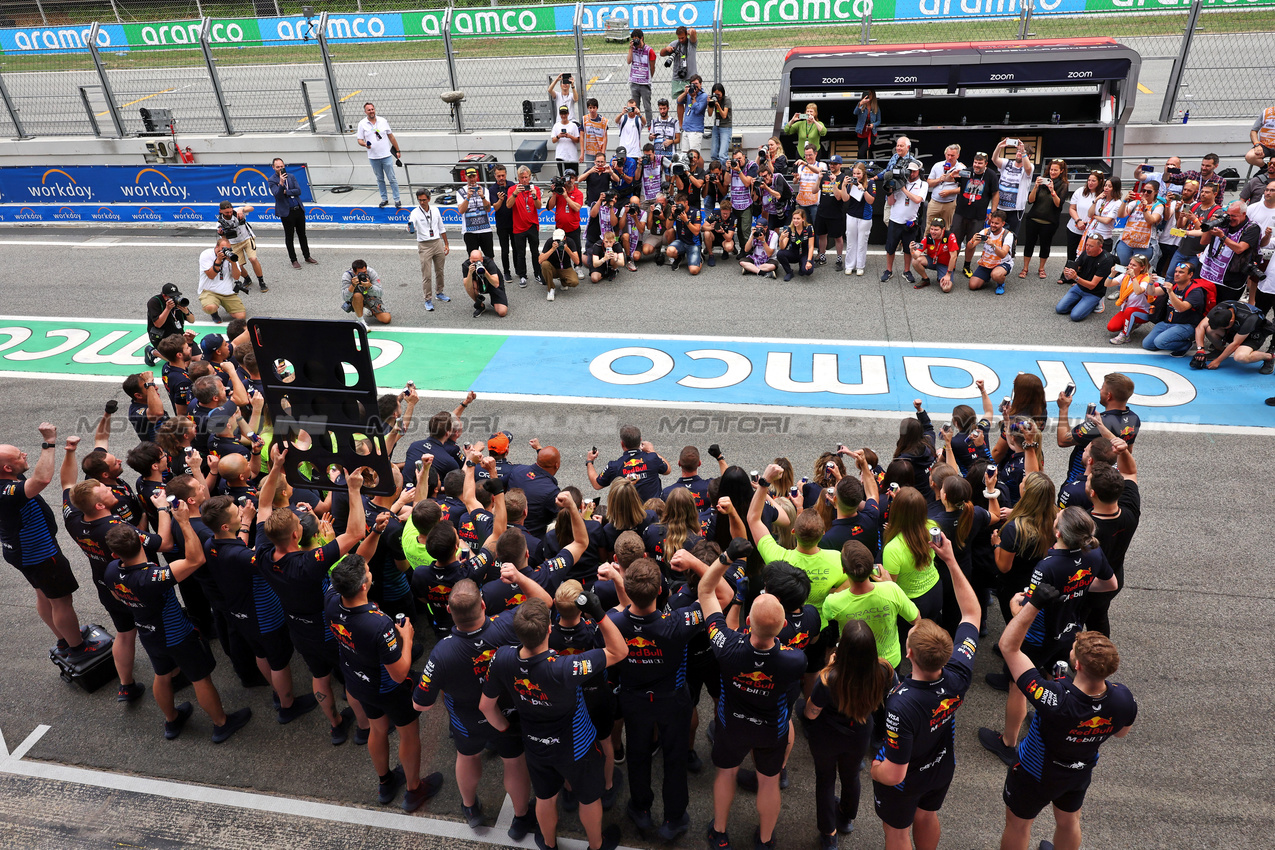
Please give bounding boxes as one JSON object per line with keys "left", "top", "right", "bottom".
{"left": 352, "top": 680, "right": 420, "bottom": 728}
{"left": 528, "top": 741, "right": 604, "bottom": 803}
{"left": 16, "top": 553, "right": 79, "bottom": 599}
{"left": 93, "top": 579, "right": 136, "bottom": 634}
{"left": 453, "top": 716, "right": 525, "bottom": 758}
{"left": 287, "top": 617, "right": 336, "bottom": 679}
{"left": 142, "top": 631, "right": 216, "bottom": 681}
{"left": 1003, "top": 762, "right": 1093, "bottom": 820}
{"left": 873, "top": 759, "right": 955, "bottom": 829}
{"left": 237, "top": 622, "right": 294, "bottom": 672}
{"left": 669, "top": 239, "right": 703, "bottom": 267}
{"left": 711, "top": 716, "right": 786, "bottom": 776}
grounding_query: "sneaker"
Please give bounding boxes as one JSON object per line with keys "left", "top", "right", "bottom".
{"left": 210, "top": 311, "right": 223, "bottom": 323}
{"left": 687, "top": 747, "right": 704, "bottom": 773}
{"left": 706, "top": 254, "right": 717, "bottom": 267}
{"left": 985, "top": 671, "right": 1010, "bottom": 691}
{"left": 379, "top": 200, "right": 389, "bottom": 208}
{"left": 1261, "top": 359, "right": 1275, "bottom": 375}
{"left": 855, "top": 268, "right": 864, "bottom": 276}
{"left": 65, "top": 640, "right": 108, "bottom": 664}
{"left": 143, "top": 345, "right": 158, "bottom": 367}
{"left": 913, "top": 277, "right": 931, "bottom": 289}
{"left": 117, "top": 682, "right": 145, "bottom": 703}
{"left": 395, "top": 201, "right": 403, "bottom": 210}
{"left": 626, "top": 802, "right": 654, "bottom": 832}
{"left": 1093, "top": 301, "right": 1105, "bottom": 314}
{"left": 331, "top": 706, "right": 354, "bottom": 745}
{"left": 768, "top": 270, "right": 778, "bottom": 279}
{"left": 601, "top": 771, "right": 623, "bottom": 810}
{"left": 754, "top": 827, "right": 776, "bottom": 850}
{"left": 534, "top": 834, "right": 557, "bottom": 850}
{"left": 424, "top": 301, "right": 434, "bottom": 312}
{"left": 211, "top": 707, "right": 252, "bottom": 743}
{"left": 1109, "top": 332, "right": 1129, "bottom": 345}
{"left": 995, "top": 284, "right": 1006, "bottom": 295}
{"left": 626, "top": 260, "right": 638, "bottom": 272}
{"left": 962, "top": 266, "right": 973, "bottom": 278}
{"left": 377, "top": 766, "right": 404, "bottom": 804}
{"left": 819, "top": 834, "right": 838, "bottom": 850}
{"left": 671, "top": 256, "right": 682, "bottom": 271}
{"left": 1106, "top": 289, "right": 1119, "bottom": 300}
{"left": 657, "top": 811, "right": 691, "bottom": 840}
{"left": 354, "top": 723, "right": 371, "bottom": 746}
{"left": 835, "top": 257, "right": 844, "bottom": 271}
{"left": 519, "top": 276, "right": 528, "bottom": 288}
{"left": 835, "top": 796, "right": 854, "bottom": 834}
{"left": 546, "top": 289, "right": 555, "bottom": 302}
{"left": 258, "top": 281, "right": 269, "bottom": 293}
{"left": 613, "top": 740, "right": 626, "bottom": 764}
{"left": 356, "top": 317, "right": 368, "bottom": 330}
{"left": 164, "top": 702, "right": 194, "bottom": 740}
{"left": 277, "top": 693, "right": 318, "bottom": 725}
{"left": 597, "top": 824, "right": 621, "bottom": 850}
{"left": 880, "top": 269, "right": 893, "bottom": 282}
{"left": 1040, "top": 841, "right": 1056, "bottom": 850}
{"left": 436, "top": 293, "right": 451, "bottom": 303}
{"left": 1170, "top": 347, "right": 1191, "bottom": 357}
{"left": 473, "top": 301, "right": 487, "bottom": 318}
{"left": 902, "top": 271, "right": 916, "bottom": 283}
{"left": 503, "top": 271, "right": 513, "bottom": 283}
{"left": 978, "top": 727, "right": 1018, "bottom": 767}
{"left": 656, "top": 252, "right": 666, "bottom": 266}
{"left": 816, "top": 253, "right": 827, "bottom": 266}
{"left": 844, "top": 265, "right": 853, "bottom": 276}
{"left": 402, "top": 772, "right": 443, "bottom": 813}
{"left": 507, "top": 811, "right": 537, "bottom": 841}
{"left": 706, "top": 825, "right": 733, "bottom": 850}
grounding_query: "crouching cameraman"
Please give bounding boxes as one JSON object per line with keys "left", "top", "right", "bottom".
{"left": 198, "top": 238, "right": 248, "bottom": 325}
{"left": 664, "top": 192, "right": 703, "bottom": 274}
{"left": 341, "top": 259, "right": 392, "bottom": 326}
{"left": 461, "top": 249, "right": 508, "bottom": 319}
{"left": 589, "top": 231, "right": 624, "bottom": 283}
{"left": 144, "top": 282, "right": 195, "bottom": 366}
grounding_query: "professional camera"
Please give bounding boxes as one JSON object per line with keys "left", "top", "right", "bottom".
{"left": 551, "top": 175, "right": 566, "bottom": 194}
{"left": 1236, "top": 259, "right": 1267, "bottom": 282}
{"left": 650, "top": 203, "right": 666, "bottom": 220}
{"left": 627, "top": 200, "right": 641, "bottom": 217}
{"left": 673, "top": 202, "right": 687, "bottom": 218}
{"left": 221, "top": 247, "right": 240, "bottom": 263}
{"left": 669, "top": 153, "right": 688, "bottom": 176}
{"left": 217, "top": 213, "right": 240, "bottom": 242}
{"left": 708, "top": 94, "right": 719, "bottom": 106}
{"left": 164, "top": 287, "right": 190, "bottom": 308}
{"left": 631, "top": 37, "right": 641, "bottom": 49}
{"left": 1203, "top": 211, "right": 1229, "bottom": 232}
{"left": 705, "top": 211, "right": 721, "bottom": 226}
{"left": 232, "top": 278, "right": 252, "bottom": 295}
{"left": 881, "top": 165, "right": 906, "bottom": 195}
{"left": 355, "top": 271, "right": 371, "bottom": 288}
{"left": 603, "top": 190, "right": 618, "bottom": 206}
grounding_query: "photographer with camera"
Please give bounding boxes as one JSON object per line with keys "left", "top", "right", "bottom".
{"left": 215, "top": 202, "right": 267, "bottom": 293}
{"left": 640, "top": 191, "right": 673, "bottom": 266}
{"left": 545, "top": 169, "right": 584, "bottom": 258}
{"left": 539, "top": 228, "right": 580, "bottom": 302}
{"left": 1191, "top": 300, "right": 1275, "bottom": 373}
{"left": 676, "top": 75, "right": 708, "bottom": 156}
{"left": 341, "top": 260, "right": 391, "bottom": 327}
{"left": 881, "top": 160, "right": 927, "bottom": 283}
{"left": 992, "top": 138, "right": 1036, "bottom": 251}
{"left": 636, "top": 143, "right": 666, "bottom": 209}
{"left": 144, "top": 283, "right": 195, "bottom": 366}
{"left": 588, "top": 187, "right": 620, "bottom": 251}
{"left": 1055, "top": 237, "right": 1116, "bottom": 322}
{"left": 725, "top": 147, "right": 758, "bottom": 246}
{"left": 550, "top": 106, "right": 581, "bottom": 174}
{"left": 627, "top": 28, "right": 657, "bottom": 126}
{"left": 740, "top": 218, "right": 779, "bottom": 278}
{"left": 458, "top": 167, "right": 494, "bottom": 260}
{"left": 408, "top": 188, "right": 451, "bottom": 311}
{"left": 660, "top": 26, "right": 697, "bottom": 99}
{"left": 665, "top": 192, "right": 703, "bottom": 275}
{"left": 793, "top": 143, "right": 825, "bottom": 230}
{"left": 1193, "top": 201, "right": 1261, "bottom": 303}
{"left": 1141, "top": 261, "right": 1209, "bottom": 355}
{"left": 784, "top": 103, "right": 827, "bottom": 159}
{"left": 953, "top": 153, "right": 999, "bottom": 278}
{"left": 356, "top": 102, "right": 401, "bottom": 209}
{"left": 269, "top": 158, "right": 315, "bottom": 270}
{"left": 610, "top": 145, "right": 639, "bottom": 205}
{"left": 776, "top": 207, "right": 815, "bottom": 280}
{"left": 616, "top": 100, "right": 646, "bottom": 166}
{"left": 966, "top": 210, "right": 1015, "bottom": 294}
{"left": 650, "top": 98, "right": 681, "bottom": 158}
{"left": 589, "top": 231, "right": 624, "bottom": 283}
{"left": 488, "top": 165, "right": 516, "bottom": 283}
{"left": 1165, "top": 180, "right": 1219, "bottom": 279}
{"left": 618, "top": 195, "right": 645, "bottom": 272}
{"left": 670, "top": 149, "right": 707, "bottom": 212}
{"left": 462, "top": 249, "right": 507, "bottom": 319}
{"left": 758, "top": 161, "right": 793, "bottom": 230}
{"left": 548, "top": 72, "right": 579, "bottom": 123}
{"left": 502, "top": 167, "right": 543, "bottom": 290}
{"left": 701, "top": 198, "right": 735, "bottom": 267}
{"left": 198, "top": 237, "right": 247, "bottom": 325}
{"left": 706, "top": 83, "right": 732, "bottom": 165}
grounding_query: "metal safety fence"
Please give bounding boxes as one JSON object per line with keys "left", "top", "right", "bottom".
{"left": 0, "top": 0, "right": 1272, "bottom": 139}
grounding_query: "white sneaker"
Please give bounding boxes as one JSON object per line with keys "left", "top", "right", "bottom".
{"left": 1106, "top": 290, "right": 1119, "bottom": 300}
{"left": 855, "top": 268, "right": 864, "bottom": 276}
{"left": 356, "top": 317, "right": 368, "bottom": 330}
{"left": 1110, "top": 332, "right": 1129, "bottom": 345}
{"left": 844, "top": 265, "right": 853, "bottom": 276}
{"left": 546, "top": 288, "right": 555, "bottom": 302}
{"left": 1093, "top": 301, "right": 1105, "bottom": 314}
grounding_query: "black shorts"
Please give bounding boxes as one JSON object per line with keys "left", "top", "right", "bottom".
{"left": 527, "top": 741, "right": 604, "bottom": 803}
{"left": 1003, "top": 762, "right": 1093, "bottom": 820}
{"left": 885, "top": 220, "right": 914, "bottom": 254}
{"left": 711, "top": 716, "right": 786, "bottom": 776}
{"left": 686, "top": 650, "right": 720, "bottom": 705}
{"left": 951, "top": 212, "right": 983, "bottom": 247}
{"left": 239, "top": 623, "right": 294, "bottom": 672}
{"left": 873, "top": 760, "right": 955, "bottom": 829}
{"left": 816, "top": 214, "right": 847, "bottom": 240}
{"left": 584, "top": 685, "right": 617, "bottom": 738}
{"left": 352, "top": 680, "right": 420, "bottom": 727}
{"left": 94, "top": 579, "right": 136, "bottom": 633}
{"left": 142, "top": 631, "right": 217, "bottom": 681}
{"left": 484, "top": 282, "right": 509, "bottom": 307}
{"left": 803, "top": 623, "right": 838, "bottom": 673}
{"left": 15, "top": 553, "right": 79, "bottom": 599}
{"left": 453, "top": 715, "right": 524, "bottom": 758}
{"left": 287, "top": 617, "right": 336, "bottom": 678}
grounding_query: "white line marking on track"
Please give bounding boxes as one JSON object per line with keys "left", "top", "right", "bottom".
{"left": 7, "top": 725, "right": 49, "bottom": 762}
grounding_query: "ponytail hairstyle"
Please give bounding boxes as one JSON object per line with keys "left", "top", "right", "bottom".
{"left": 942, "top": 476, "right": 975, "bottom": 547}
{"left": 1056, "top": 506, "right": 1100, "bottom": 552}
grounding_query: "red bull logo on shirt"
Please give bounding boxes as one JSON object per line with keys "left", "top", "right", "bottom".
{"left": 514, "top": 678, "right": 549, "bottom": 704}
{"left": 732, "top": 670, "right": 775, "bottom": 692}
{"left": 1062, "top": 568, "right": 1092, "bottom": 594}
{"left": 330, "top": 622, "right": 355, "bottom": 650}
{"left": 787, "top": 631, "right": 811, "bottom": 649}
{"left": 1071, "top": 716, "right": 1113, "bottom": 737}
{"left": 929, "top": 696, "right": 963, "bottom": 729}
{"left": 471, "top": 648, "right": 496, "bottom": 680}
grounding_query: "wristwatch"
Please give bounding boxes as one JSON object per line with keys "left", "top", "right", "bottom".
{"left": 42, "top": 442, "right": 56, "bottom": 450}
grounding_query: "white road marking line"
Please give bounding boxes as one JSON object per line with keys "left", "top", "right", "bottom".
{"left": 494, "top": 793, "right": 516, "bottom": 832}
{"left": 7, "top": 725, "right": 49, "bottom": 762}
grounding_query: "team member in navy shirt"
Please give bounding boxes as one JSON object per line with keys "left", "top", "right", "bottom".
{"left": 998, "top": 583, "right": 1137, "bottom": 850}
{"left": 1055, "top": 373, "right": 1140, "bottom": 488}
{"left": 820, "top": 451, "right": 882, "bottom": 562}
{"left": 483, "top": 494, "right": 587, "bottom": 614}
{"left": 413, "top": 578, "right": 537, "bottom": 839}
{"left": 504, "top": 445, "right": 562, "bottom": 536}
{"left": 481, "top": 598, "right": 627, "bottom": 850}
{"left": 122, "top": 371, "right": 169, "bottom": 445}
{"left": 156, "top": 334, "right": 195, "bottom": 416}
{"left": 255, "top": 449, "right": 370, "bottom": 744}
{"left": 870, "top": 531, "right": 981, "bottom": 850}
{"left": 403, "top": 395, "right": 475, "bottom": 478}
{"left": 326, "top": 554, "right": 444, "bottom": 811}
{"left": 586, "top": 425, "right": 670, "bottom": 501}
{"left": 104, "top": 505, "right": 252, "bottom": 742}
{"left": 700, "top": 540, "right": 807, "bottom": 850}
{"left": 660, "top": 445, "right": 721, "bottom": 510}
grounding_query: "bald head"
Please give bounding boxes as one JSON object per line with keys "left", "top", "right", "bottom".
{"left": 218, "top": 453, "right": 249, "bottom": 482}
{"left": 747, "top": 593, "right": 787, "bottom": 642}
{"left": 537, "top": 447, "right": 560, "bottom": 475}
{"left": 0, "top": 445, "right": 25, "bottom": 477}
{"left": 469, "top": 249, "right": 484, "bottom": 264}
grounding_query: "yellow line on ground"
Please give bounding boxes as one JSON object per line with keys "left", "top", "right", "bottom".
{"left": 1137, "top": 83, "right": 1153, "bottom": 94}
{"left": 96, "top": 88, "right": 173, "bottom": 117}
{"left": 297, "top": 89, "right": 363, "bottom": 124}
{"left": 586, "top": 75, "right": 599, "bottom": 92}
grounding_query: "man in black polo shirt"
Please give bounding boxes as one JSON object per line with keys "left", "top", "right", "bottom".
{"left": 122, "top": 371, "right": 168, "bottom": 443}
{"left": 481, "top": 598, "right": 627, "bottom": 850}
{"left": 1142, "top": 261, "right": 1209, "bottom": 355}
{"left": 489, "top": 164, "right": 516, "bottom": 282}
{"left": 462, "top": 249, "right": 508, "bottom": 319}
{"left": 954, "top": 153, "right": 999, "bottom": 277}
{"left": 413, "top": 578, "right": 537, "bottom": 838}
{"left": 144, "top": 283, "right": 196, "bottom": 366}
{"left": 156, "top": 333, "right": 196, "bottom": 416}
{"left": 1056, "top": 373, "right": 1140, "bottom": 488}
{"left": 1056, "top": 237, "right": 1117, "bottom": 322}
{"left": 1085, "top": 458, "right": 1141, "bottom": 638}
{"left": 256, "top": 449, "right": 370, "bottom": 744}
{"left": 104, "top": 507, "right": 252, "bottom": 742}
{"left": 699, "top": 539, "right": 806, "bottom": 850}
{"left": 870, "top": 533, "right": 981, "bottom": 850}
{"left": 81, "top": 411, "right": 143, "bottom": 528}
{"left": 998, "top": 587, "right": 1137, "bottom": 850}
{"left": 660, "top": 445, "right": 720, "bottom": 510}
{"left": 818, "top": 451, "right": 882, "bottom": 562}
{"left": 586, "top": 425, "right": 670, "bottom": 501}
{"left": 326, "top": 554, "right": 444, "bottom": 810}
{"left": 482, "top": 496, "right": 586, "bottom": 614}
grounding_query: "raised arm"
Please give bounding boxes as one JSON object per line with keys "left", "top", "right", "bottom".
{"left": 59, "top": 436, "right": 81, "bottom": 491}
{"left": 334, "top": 467, "right": 367, "bottom": 555}
{"left": 26, "top": 423, "right": 58, "bottom": 498}
{"left": 168, "top": 502, "right": 206, "bottom": 582}
{"left": 599, "top": 610, "right": 630, "bottom": 667}
{"left": 933, "top": 530, "right": 980, "bottom": 628}
{"left": 555, "top": 491, "right": 589, "bottom": 563}
{"left": 257, "top": 445, "right": 287, "bottom": 525}
{"left": 748, "top": 462, "right": 784, "bottom": 542}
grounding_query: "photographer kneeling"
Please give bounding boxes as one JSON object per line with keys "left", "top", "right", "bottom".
{"left": 341, "top": 260, "right": 392, "bottom": 327}
{"left": 198, "top": 238, "right": 248, "bottom": 325}
{"left": 664, "top": 192, "right": 703, "bottom": 274}
{"left": 589, "top": 231, "right": 624, "bottom": 283}
{"left": 739, "top": 219, "right": 779, "bottom": 278}
{"left": 539, "top": 228, "right": 580, "bottom": 302}
{"left": 461, "top": 249, "right": 507, "bottom": 319}
{"left": 144, "top": 282, "right": 195, "bottom": 366}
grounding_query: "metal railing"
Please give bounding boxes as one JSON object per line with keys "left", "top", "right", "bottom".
{"left": 1, "top": 0, "right": 1273, "bottom": 139}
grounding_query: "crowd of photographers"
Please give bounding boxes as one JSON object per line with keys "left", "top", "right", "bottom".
{"left": 3, "top": 321, "right": 1144, "bottom": 850}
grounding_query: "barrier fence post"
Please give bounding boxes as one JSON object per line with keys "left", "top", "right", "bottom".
{"left": 86, "top": 22, "right": 127, "bottom": 138}
{"left": 712, "top": 0, "right": 723, "bottom": 83}
{"left": 34, "top": 0, "right": 47, "bottom": 25}
{"left": 441, "top": 8, "right": 465, "bottom": 134}
{"left": 0, "top": 71, "right": 30, "bottom": 139}
{"left": 1159, "top": 0, "right": 1203, "bottom": 123}
{"left": 1019, "top": 0, "right": 1034, "bottom": 39}
{"left": 316, "top": 12, "right": 346, "bottom": 133}
{"left": 199, "top": 18, "right": 236, "bottom": 136}
{"left": 574, "top": 2, "right": 588, "bottom": 107}
{"left": 860, "top": 9, "right": 871, "bottom": 44}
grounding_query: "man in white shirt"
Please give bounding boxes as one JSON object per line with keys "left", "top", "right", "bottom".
{"left": 1246, "top": 179, "right": 1275, "bottom": 311}
{"left": 881, "top": 161, "right": 927, "bottom": 283}
{"left": 926, "top": 144, "right": 964, "bottom": 230}
{"left": 993, "top": 137, "right": 1034, "bottom": 252}
{"left": 355, "top": 102, "right": 401, "bottom": 209}
{"left": 407, "top": 188, "right": 450, "bottom": 312}
{"left": 198, "top": 238, "right": 247, "bottom": 324}
{"left": 550, "top": 106, "right": 581, "bottom": 174}
{"left": 616, "top": 99, "right": 645, "bottom": 161}
{"left": 548, "top": 74, "right": 578, "bottom": 123}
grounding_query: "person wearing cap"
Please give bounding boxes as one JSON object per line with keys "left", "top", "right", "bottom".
{"left": 145, "top": 283, "right": 196, "bottom": 366}
{"left": 461, "top": 249, "right": 507, "bottom": 320}
{"left": 550, "top": 106, "right": 581, "bottom": 174}
{"left": 546, "top": 169, "right": 584, "bottom": 256}
{"left": 458, "top": 167, "right": 494, "bottom": 261}
{"left": 784, "top": 102, "right": 827, "bottom": 157}
{"left": 1191, "top": 300, "right": 1275, "bottom": 373}
{"left": 483, "top": 432, "right": 514, "bottom": 481}
{"left": 409, "top": 187, "right": 450, "bottom": 312}
{"left": 617, "top": 100, "right": 647, "bottom": 167}
{"left": 650, "top": 98, "right": 681, "bottom": 158}
{"left": 627, "top": 28, "right": 657, "bottom": 126}
{"left": 539, "top": 228, "right": 579, "bottom": 302}
{"left": 549, "top": 72, "right": 579, "bottom": 124}
{"left": 881, "top": 161, "right": 928, "bottom": 283}
{"left": 909, "top": 218, "right": 960, "bottom": 292}
{"left": 198, "top": 237, "right": 247, "bottom": 325}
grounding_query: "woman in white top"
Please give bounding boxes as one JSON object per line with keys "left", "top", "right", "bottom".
{"left": 1065, "top": 170, "right": 1103, "bottom": 263}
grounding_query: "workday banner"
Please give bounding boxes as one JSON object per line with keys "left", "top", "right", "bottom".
{"left": 0, "top": 165, "right": 313, "bottom": 206}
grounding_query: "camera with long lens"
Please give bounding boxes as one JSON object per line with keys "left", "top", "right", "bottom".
{"left": 550, "top": 175, "right": 566, "bottom": 194}
{"left": 705, "top": 211, "right": 721, "bottom": 226}
{"left": 670, "top": 153, "right": 688, "bottom": 176}
{"left": 673, "top": 202, "right": 687, "bottom": 218}
{"left": 603, "top": 190, "right": 618, "bottom": 206}
{"left": 627, "top": 200, "right": 641, "bottom": 217}
{"left": 1236, "top": 259, "right": 1267, "bottom": 282}
{"left": 1203, "top": 211, "right": 1229, "bottom": 232}
{"left": 881, "top": 166, "right": 906, "bottom": 195}
{"left": 221, "top": 248, "right": 240, "bottom": 263}
{"left": 216, "top": 213, "right": 240, "bottom": 242}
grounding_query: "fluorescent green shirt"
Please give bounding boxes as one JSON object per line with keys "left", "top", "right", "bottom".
{"left": 883, "top": 520, "right": 939, "bottom": 599}
{"left": 822, "top": 582, "right": 920, "bottom": 667}
{"left": 401, "top": 515, "right": 435, "bottom": 569}
{"left": 757, "top": 535, "right": 846, "bottom": 628}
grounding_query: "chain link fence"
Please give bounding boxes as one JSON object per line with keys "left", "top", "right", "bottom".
{"left": 1167, "top": 4, "right": 1275, "bottom": 121}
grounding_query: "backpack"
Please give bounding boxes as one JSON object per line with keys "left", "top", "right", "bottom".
{"left": 1184, "top": 278, "right": 1218, "bottom": 315}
